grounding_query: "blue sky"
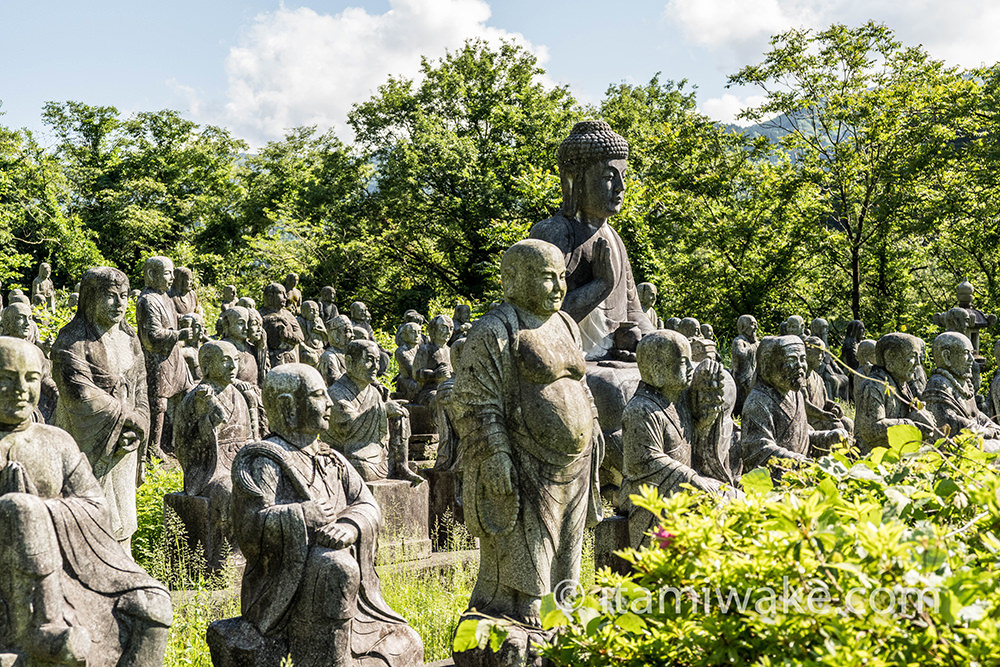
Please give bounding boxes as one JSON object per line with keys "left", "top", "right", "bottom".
{"left": 3, "top": 0, "right": 1000, "bottom": 148}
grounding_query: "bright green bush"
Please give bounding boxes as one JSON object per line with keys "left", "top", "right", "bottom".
{"left": 541, "top": 426, "right": 1000, "bottom": 666}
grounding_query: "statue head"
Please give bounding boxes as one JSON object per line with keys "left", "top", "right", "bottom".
{"left": 1, "top": 303, "right": 34, "bottom": 340}
{"left": 173, "top": 266, "right": 193, "bottom": 294}
{"left": 428, "top": 315, "right": 454, "bottom": 347}
{"left": 678, "top": 317, "right": 700, "bottom": 340}
{"left": 200, "top": 340, "right": 239, "bottom": 388}
{"left": 262, "top": 364, "right": 334, "bottom": 439}
{"left": 78, "top": 266, "right": 130, "bottom": 331}
{"left": 263, "top": 282, "right": 287, "bottom": 310}
{"left": 700, "top": 323, "right": 715, "bottom": 341}
{"left": 501, "top": 240, "right": 567, "bottom": 317}
{"left": 7, "top": 289, "right": 27, "bottom": 306}
{"left": 329, "top": 315, "right": 354, "bottom": 349}
{"left": 68, "top": 292, "right": 79, "bottom": 309}
{"left": 237, "top": 296, "right": 256, "bottom": 310}
{"left": 637, "top": 282, "right": 657, "bottom": 311}
{"left": 320, "top": 286, "right": 336, "bottom": 303}
{"left": 144, "top": 256, "right": 174, "bottom": 292}
{"left": 857, "top": 339, "right": 877, "bottom": 366}
{"left": 31, "top": 294, "right": 45, "bottom": 308}
{"left": 222, "top": 306, "right": 250, "bottom": 343}
{"left": 636, "top": 330, "right": 692, "bottom": 399}
{"left": 179, "top": 313, "right": 204, "bottom": 345}
{"left": 957, "top": 280, "right": 974, "bottom": 307}
{"left": 284, "top": 273, "right": 299, "bottom": 290}
{"left": 845, "top": 320, "right": 866, "bottom": 341}
{"left": 38, "top": 262, "right": 51, "bottom": 279}
{"left": 557, "top": 120, "right": 629, "bottom": 223}
{"left": 875, "top": 333, "right": 923, "bottom": 384}
{"left": 803, "top": 335, "right": 826, "bottom": 373}
{"left": 664, "top": 317, "right": 680, "bottom": 331}
{"left": 737, "top": 315, "right": 758, "bottom": 342}
{"left": 350, "top": 302, "right": 370, "bottom": 322}
{"left": 403, "top": 309, "right": 426, "bottom": 326}
{"left": 453, "top": 303, "right": 471, "bottom": 324}
{"left": 784, "top": 315, "right": 805, "bottom": 337}
{"left": 345, "top": 339, "right": 380, "bottom": 388}
{"left": 246, "top": 308, "right": 265, "bottom": 344}
{"left": 757, "top": 335, "right": 808, "bottom": 394}
{"left": 810, "top": 318, "right": 829, "bottom": 341}
{"left": 932, "top": 332, "right": 975, "bottom": 381}
{"left": 944, "top": 307, "right": 974, "bottom": 338}
{"left": 301, "top": 300, "right": 319, "bottom": 321}
{"left": 222, "top": 285, "right": 237, "bottom": 301}
{"left": 0, "top": 337, "right": 44, "bottom": 427}
{"left": 399, "top": 322, "right": 420, "bottom": 347}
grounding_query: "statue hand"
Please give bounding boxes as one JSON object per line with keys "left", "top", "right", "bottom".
{"left": 591, "top": 236, "right": 614, "bottom": 286}
{"left": 117, "top": 430, "right": 140, "bottom": 453}
{"left": 302, "top": 499, "right": 339, "bottom": 528}
{"left": 482, "top": 452, "right": 514, "bottom": 496}
{"left": 0, "top": 461, "right": 34, "bottom": 495}
{"left": 386, "top": 400, "right": 408, "bottom": 418}
{"left": 317, "top": 522, "right": 359, "bottom": 550}
{"left": 177, "top": 327, "right": 193, "bottom": 342}
{"left": 825, "top": 401, "right": 844, "bottom": 418}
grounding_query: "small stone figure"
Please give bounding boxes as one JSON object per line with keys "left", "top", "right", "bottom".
{"left": 621, "top": 331, "right": 739, "bottom": 548}
{"left": 780, "top": 315, "right": 806, "bottom": 337}
{"left": 855, "top": 333, "right": 936, "bottom": 453}
{"left": 137, "top": 256, "right": 194, "bottom": 460}
{"left": 0, "top": 337, "right": 172, "bottom": 667}
{"left": 810, "top": 317, "right": 849, "bottom": 401}
{"left": 296, "top": 300, "right": 328, "bottom": 367}
{"left": 802, "top": 336, "right": 854, "bottom": 440}
{"left": 449, "top": 303, "right": 473, "bottom": 345}
{"left": 934, "top": 281, "right": 997, "bottom": 358}
{"left": 922, "top": 332, "right": 1000, "bottom": 449}
{"left": 319, "top": 314, "right": 354, "bottom": 386}
{"left": 741, "top": 336, "right": 848, "bottom": 469}
{"left": 220, "top": 284, "right": 238, "bottom": 313}
{"left": 259, "top": 282, "right": 305, "bottom": 368}
{"left": 350, "top": 301, "right": 375, "bottom": 340}
{"left": 214, "top": 364, "right": 423, "bottom": 667}
{"left": 394, "top": 322, "right": 421, "bottom": 402}
{"left": 413, "top": 314, "right": 454, "bottom": 406}
{"left": 322, "top": 340, "right": 423, "bottom": 485}
{"left": 178, "top": 313, "right": 207, "bottom": 382}
{"left": 2, "top": 303, "right": 57, "bottom": 423}
{"left": 637, "top": 282, "right": 663, "bottom": 329}
{"left": 168, "top": 266, "right": 203, "bottom": 317}
{"left": 528, "top": 120, "right": 654, "bottom": 358}
{"left": 67, "top": 292, "right": 79, "bottom": 309}
{"left": 283, "top": 272, "right": 302, "bottom": 315}
{"left": 664, "top": 317, "right": 680, "bottom": 331}
{"left": 319, "top": 285, "right": 339, "bottom": 324}
{"left": 174, "top": 341, "right": 260, "bottom": 567}
{"left": 30, "top": 262, "right": 56, "bottom": 312}
{"left": 220, "top": 307, "right": 260, "bottom": 385}
{"left": 678, "top": 317, "right": 701, "bottom": 341}
{"left": 53, "top": 267, "right": 151, "bottom": 549}
{"left": 940, "top": 307, "right": 982, "bottom": 399}
{"left": 731, "top": 314, "right": 759, "bottom": 416}
{"left": 853, "top": 339, "right": 877, "bottom": 405}
{"left": 451, "top": 239, "right": 603, "bottom": 628}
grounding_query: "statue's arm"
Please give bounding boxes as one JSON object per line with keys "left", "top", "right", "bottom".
{"left": 51, "top": 343, "right": 119, "bottom": 416}
{"left": 622, "top": 401, "right": 702, "bottom": 490}
{"left": 136, "top": 297, "right": 179, "bottom": 350}
{"left": 741, "top": 398, "right": 806, "bottom": 468}
{"left": 529, "top": 218, "right": 614, "bottom": 323}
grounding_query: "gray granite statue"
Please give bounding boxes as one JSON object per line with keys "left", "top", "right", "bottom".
{"left": 0, "top": 336, "right": 172, "bottom": 667}
{"left": 451, "top": 239, "right": 603, "bottom": 627}
{"left": 528, "top": 120, "right": 654, "bottom": 358}
{"left": 664, "top": 317, "right": 680, "bottom": 331}
{"left": 780, "top": 315, "right": 806, "bottom": 337}
{"left": 620, "top": 331, "right": 739, "bottom": 548}
{"left": 244, "top": 305, "right": 271, "bottom": 386}
{"left": 319, "top": 286, "right": 339, "bottom": 324}
{"left": 394, "top": 321, "right": 421, "bottom": 402}
{"left": 259, "top": 282, "right": 304, "bottom": 368}
{"left": 810, "top": 317, "right": 849, "bottom": 401}
{"left": 922, "top": 332, "right": 1000, "bottom": 449}
{"left": 678, "top": 317, "right": 700, "bottom": 341}
{"left": 802, "top": 336, "right": 854, "bottom": 440}
{"left": 349, "top": 301, "right": 374, "bottom": 340}
{"left": 220, "top": 307, "right": 259, "bottom": 385}
{"left": 934, "top": 281, "right": 996, "bottom": 358}
{"left": 413, "top": 314, "right": 454, "bottom": 406}
{"left": 178, "top": 313, "right": 207, "bottom": 382}
{"left": 174, "top": 341, "right": 260, "bottom": 567}
{"left": 7, "top": 290, "right": 28, "bottom": 306}
{"left": 731, "top": 314, "right": 759, "bottom": 416}
{"left": 52, "top": 267, "right": 150, "bottom": 548}
{"left": 297, "top": 300, "right": 328, "bottom": 367}
{"left": 853, "top": 339, "right": 877, "bottom": 405}
{"left": 636, "top": 282, "right": 663, "bottom": 329}
{"left": 321, "top": 340, "right": 423, "bottom": 485}
{"left": 213, "top": 363, "right": 423, "bottom": 667}
{"left": 136, "top": 256, "right": 194, "bottom": 460}
{"left": 168, "top": 266, "right": 203, "bottom": 317}
{"left": 319, "top": 314, "right": 354, "bottom": 386}
{"left": 30, "top": 262, "right": 55, "bottom": 313}
{"left": 449, "top": 303, "right": 472, "bottom": 345}
{"left": 283, "top": 272, "right": 302, "bottom": 316}
{"left": 742, "top": 336, "right": 848, "bottom": 468}
{"left": 2, "top": 302, "right": 57, "bottom": 422}
{"left": 855, "top": 333, "right": 936, "bottom": 453}
{"left": 220, "top": 285, "right": 238, "bottom": 313}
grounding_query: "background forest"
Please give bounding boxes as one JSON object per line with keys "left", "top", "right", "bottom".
{"left": 3, "top": 22, "right": 1000, "bottom": 341}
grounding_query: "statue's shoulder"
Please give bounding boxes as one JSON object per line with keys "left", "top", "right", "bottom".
{"left": 27, "top": 423, "right": 80, "bottom": 455}
{"left": 234, "top": 437, "right": 293, "bottom": 467}
{"left": 528, "top": 214, "right": 575, "bottom": 253}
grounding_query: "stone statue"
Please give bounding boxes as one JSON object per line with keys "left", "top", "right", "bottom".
{"left": 30, "top": 262, "right": 55, "bottom": 313}
{"left": 7, "top": 290, "right": 28, "bottom": 306}
{"left": 810, "top": 317, "right": 849, "bottom": 401}
{"left": 319, "top": 285, "right": 339, "bottom": 324}
{"left": 319, "top": 314, "right": 354, "bottom": 386}
{"left": 283, "top": 272, "right": 302, "bottom": 315}
{"left": 220, "top": 285, "right": 238, "bottom": 313}
{"left": 136, "top": 256, "right": 194, "bottom": 460}
{"left": 413, "top": 314, "right": 454, "bottom": 406}
{"left": 174, "top": 341, "right": 260, "bottom": 566}
{"left": 67, "top": 292, "right": 79, "bottom": 309}
{"left": 678, "top": 317, "right": 700, "bottom": 341}
{"left": 741, "top": 336, "right": 848, "bottom": 469}
{"left": 0, "top": 337, "right": 172, "bottom": 666}
{"left": 841, "top": 319, "right": 866, "bottom": 399}
{"left": 451, "top": 239, "right": 603, "bottom": 627}
{"left": 259, "top": 282, "right": 304, "bottom": 368}
{"left": 2, "top": 302, "right": 57, "bottom": 422}
{"left": 349, "top": 301, "right": 374, "bottom": 340}
{"left": 731, "top": 314, "right": 759, "bottom": 416}
{"left": 802, "top": 336, "right": 854, "bottom": 440}
{"left": 855, "top": 333, "right": 936, "bottom": 453}
{"left": 243, "top": 304, "right": 271, "bottom": 386}
{"left": 636, "top": 282, "right": 663, "bottom": 329}
{"left": 922, "top": 332, "right": 1000, "bottom": 450}
{"left": 528, "top": 120, "right": 654, "bottom": 358}
{"left": 214, "top": 364, "right": 423, "bottom": 667}
{"left": 664, "top": 317, "right": 680, "bottom": 331}
{"left": 394, "top": 322, "right": 421, "bottom": 402}
{"left": 53, "top": 267, "right": 151, "bottom": 548}
{"left": 910, "top": 338, "right": 929, "bottom": 396}
{"left": 780, "top": 315, "right": 806, "bottom": 337}
{"left": 991, "top": 340, "right": 1000, "bottom": 421}
{"left": 449, "top": 303, "right": 473, "bottom": 345}
{"left": 853, "top": 339, "right": 877, "bottom": 405}
{"left": 297, "top": 300, "right": 328, "bottom": 367}
{"left": 620, "top": 331, "right": 739, "bottom": 548}
{"left": 168, "top": 266, "right": 203, "bottom": 317}
{"left": 321, "top": 340, "right": 423, "bottom": 485}
{"left": 178, "top": 313, "right": 207, "bottom": 382}
{"left": 934, "top": 281, "right": 996, "bottom": 358}
{"left": 220, "top": 307, "right": 259, "bottom": 386}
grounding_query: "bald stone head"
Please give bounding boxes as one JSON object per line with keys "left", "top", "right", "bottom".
{"left": 501, "top": 239, "right": 567, "bottom": 317}
{"left": 737, "top": 315, "right": 758, "bottom": 342}
{"left": 144, "top": 256, "right": 174, "bottom": 292}
{"left": 933, "top": 332, "right": 974, "bottom": 381}
{"left": 200, "top": 340, "right": 240, "bottom": 388}
{"left": 0, "top": 337, "right": 44, "bottom": 426}
{"left": 262, "top": 364, "right": 334, "bottom": 440}
{"left": 1, "top": 303, "right": 34, "bottom": 340}
{"left": 875, "top": 332, "right": 923, "bottom": 384}
{"left": 636, "top": 330, "right": 692, "bottom": 399}
{"left": 263, "top": 282, "right": 287, "bottom": 310}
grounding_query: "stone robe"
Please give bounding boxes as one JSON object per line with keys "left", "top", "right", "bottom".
{"left": 855, "top": 367, "right": 936, "bottom": 453}
{"left": 529, "top": 214, "right": 653, "bottom": 357}
{"left": 393, "top": 344, "right": 418, "bottom": 402}
{"left": 742, "top": 382, "right": 825, "bottom": 468}
{"left": 923, "top": 369, "right": 1000, "bottom": 449}
{"left": 51, "top": 318, "right": 150, "bottom": 543}
{"left": 168, "top": 289, "right": 201, "bottom": 317}
{"left": 319, "top": 347, "right": 347, "bottom": 386}
{"left": 260, "top": 306, "right": 304, "bottom": 368}
{"left": 803, "top": 369, "right": 854, "bottom": 436}
{"left": 731, "top": 334, "right": 758, "bottom": 415}
{"left": 412, "top": 341, "right": 451, "bottom": 405}
{"left": 137, "top": 288, "right": 191, "bottom": 400}
{"left": 322, "top": 376, "right": 390, "bottom": 481}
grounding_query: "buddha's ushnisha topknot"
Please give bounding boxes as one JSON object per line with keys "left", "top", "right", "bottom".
{"left": 557, "top": 120, "right": 629, "bottom": 168}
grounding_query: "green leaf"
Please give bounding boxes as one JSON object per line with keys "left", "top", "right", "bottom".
{"left": 542, "top": 608, "right": 570, "bottom": 630}
{"left": 887, "top": 423, "right": 923, "bottom": 452}
{"left": 741, "top": 467, "right": 774, "bottom": 495}
{"left": 488, "top": 624, "right": 509, "bottom": 652}
{"left": 452, "top": 618, "right": 483, "bottom": 652}
{"left": 614, "top": 612, "right": 647, "bottom": 633}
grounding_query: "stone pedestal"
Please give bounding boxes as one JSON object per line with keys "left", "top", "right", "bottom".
{"left": 164, "top": 492, "right": 235, "bottom": 571}
{"left": 421, "top": 467, "right": 465, "bottom": 549}
{"left": 594, "top": 515, "right": 632, "bottom": 576}
{"left": 207, "top": 617, "right": 288, "bottom": 667}
{"left": 369, "top": 478, "right": 432, "bottom": 563}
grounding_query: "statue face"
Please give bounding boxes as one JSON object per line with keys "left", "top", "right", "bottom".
{"left": 741, "top": 317, "right": 758, "bottom": 341}
{"left": 247, "top": 316, "right": 263, "bottom": 343}
{"left": 0, "top": 343, "right": 41, "bottom": 425}
{"left": 4, "top": 307, "right": 33, "bottom": 339}
{"left": 768, "top": 341, "right": 807, "bottom": 393}
{"left": 226, "top": 311, "right": 249, "bottom": 342}
{"left": 265, "top": 285, "right": 286, "bottom": 309}
{"left": 94, "top": 283, "right": 129, "bottom": 329}
{"left": 805, "top": 345, "right": 824, "bottom": 372}
{"left": 223, "top": 285, "right": 237, "bottom": 300}
{"left": 942, "top": 338, "right": 975, "bottom": 380}
{"left": 40, "top": 263, "right": 51, "bottom": 278}
{"left": 661, "top": 345, "right": 693, "bottom": 397}
{"left": 147, "top": 260, "right": 174, "bottom": 292}
{"left": 346, "top": 344, "right": 379, "bottom": 387}
{"left": 297, "top": 369, "right": 334, "bottom": 434}
{"left": 512, "top": 254, "right": 566, "bottom": 317}
{"left": 331, "top": 317, "right": 354, "bottom": 348}
{"left": 579, "top": 158, "right": 627, "bottom": 222}
{"left": 402, "top": 324, "right": 419, "bottom": 346}
{"left": 205, "top": 347, "right": 239, "bottom": 386}
{"left": 786, "top": 317, "right": 804, "bottom": 336}
{"left": 430, "top": 319, "right": 453, "bottom": 346}
{"left": 638, "top": 285, "right": 656, "bottom": 310}
{"left": 885, "top": 344, "right": 920, "bottom": 383}
{"left": 351, "top": 303, "right": 369, "bottom": 321}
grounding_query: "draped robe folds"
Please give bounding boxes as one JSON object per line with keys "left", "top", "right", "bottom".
{"left": 741, "top": 382, "right": 811, "bottom": 468}
{"left": 230, "top": 437, "right": 417, "bottom": 663}
{"left": 451, "top": 303, "right": 603, "bottom": 606}
{"left": 322, "top": 376, "right": 390, "bottom": 481}
{"left": 51, "top": 318, "right": 150, "bottom": 542}
{"left": 137, "top": 288, "right": 191, "bottom": 400}
{"left": 855, "top": 367, "right": 935, "bottom": 453}
{"left": 923, "top": 369, "right": 1000, "bottom": 449}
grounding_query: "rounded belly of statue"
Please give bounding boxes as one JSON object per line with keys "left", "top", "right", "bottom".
{"left": 520, "top": 378, "right": 593, "bottom": 455}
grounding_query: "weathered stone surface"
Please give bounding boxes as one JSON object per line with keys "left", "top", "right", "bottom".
{"left": 370, "top": 478, "right": 432, "bottom": 563}
{"left": 585, "top": 362, "right": 641, "bottom": 490}
{"left": 923, "top": 332, "right": 1000, "bottom": 450}
{"left": 594, "top": 515, "right": 631, "bottom": 575}
{"left": 453, "top": 614, "right": 551, "bottom": 667}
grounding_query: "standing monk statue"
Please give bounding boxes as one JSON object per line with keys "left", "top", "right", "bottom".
{"left": 529, "top": 120, "right": 654, "bottom": 359}
{"left": 31, "top": 262, "right": 56, "bottom": 313}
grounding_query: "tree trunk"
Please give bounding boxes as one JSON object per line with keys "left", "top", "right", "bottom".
{"left": 851, "top": 243, "right": 861, "bottom": 320}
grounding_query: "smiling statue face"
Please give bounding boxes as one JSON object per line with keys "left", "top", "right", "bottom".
{"left": 0, "top": 339, "right": 42, "bottom": 426}
{"left": 578, "top": 158, "right": 626, "bottom": 224}
{"left": 885, "top": 344, "right": 920, "bottom": 383}
{"left": 512, "top": 253, "right": 567, "bottom": 317}
{"left": 346, "top": 341, "right": 380, "bottom": 387}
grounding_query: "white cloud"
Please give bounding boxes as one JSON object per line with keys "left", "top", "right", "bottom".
{"left": 188, "top": 0, "right": 545, "bottom": 147}
{"left": 699, "top": 92, "right": 768, "bottom": 125}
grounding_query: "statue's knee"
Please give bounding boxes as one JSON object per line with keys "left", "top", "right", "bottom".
{"left": 115, "top": 588, "right": 173, "bottom": 628}
{"left": 0, "top": 492, "right": 47, "bottom": 522}
{"left": 0, "top": 494, "right": 59, "bottom": 568}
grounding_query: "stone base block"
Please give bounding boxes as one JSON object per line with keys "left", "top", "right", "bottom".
{"left": 421, "top": 468, "right": 466, "bottom": 549}
{"left": 207, "top": 617, "right": 288, "bottom": 667}
{"left": 452, "top": 613, "right": 551, "bottom": 667}
{"left": 164, "top": 492, "right": 235, "bottom": 572}
{"left": 594, "top": 515, "right": 632, "bottom": 576}
{"left": 369, "top": 479, "right": 432, "bottom": 563}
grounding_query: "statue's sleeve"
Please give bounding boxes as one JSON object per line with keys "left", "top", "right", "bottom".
{"left": 622, "top": 398, "right": 700, "bottom": 492}
{"left": 451, "top": 316, "right": 513, "bottom": 463}
{"left": 137, "top": 296, "right": 179, "bottom": 353}
{"left": 130, "top": 339, "right": 151, "bottom": 437}
{"left": 741, "top": 391, "right": 801, "bottom": 468}
{"left": 51, "top": 341, "right": 126, "bottom": 462}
